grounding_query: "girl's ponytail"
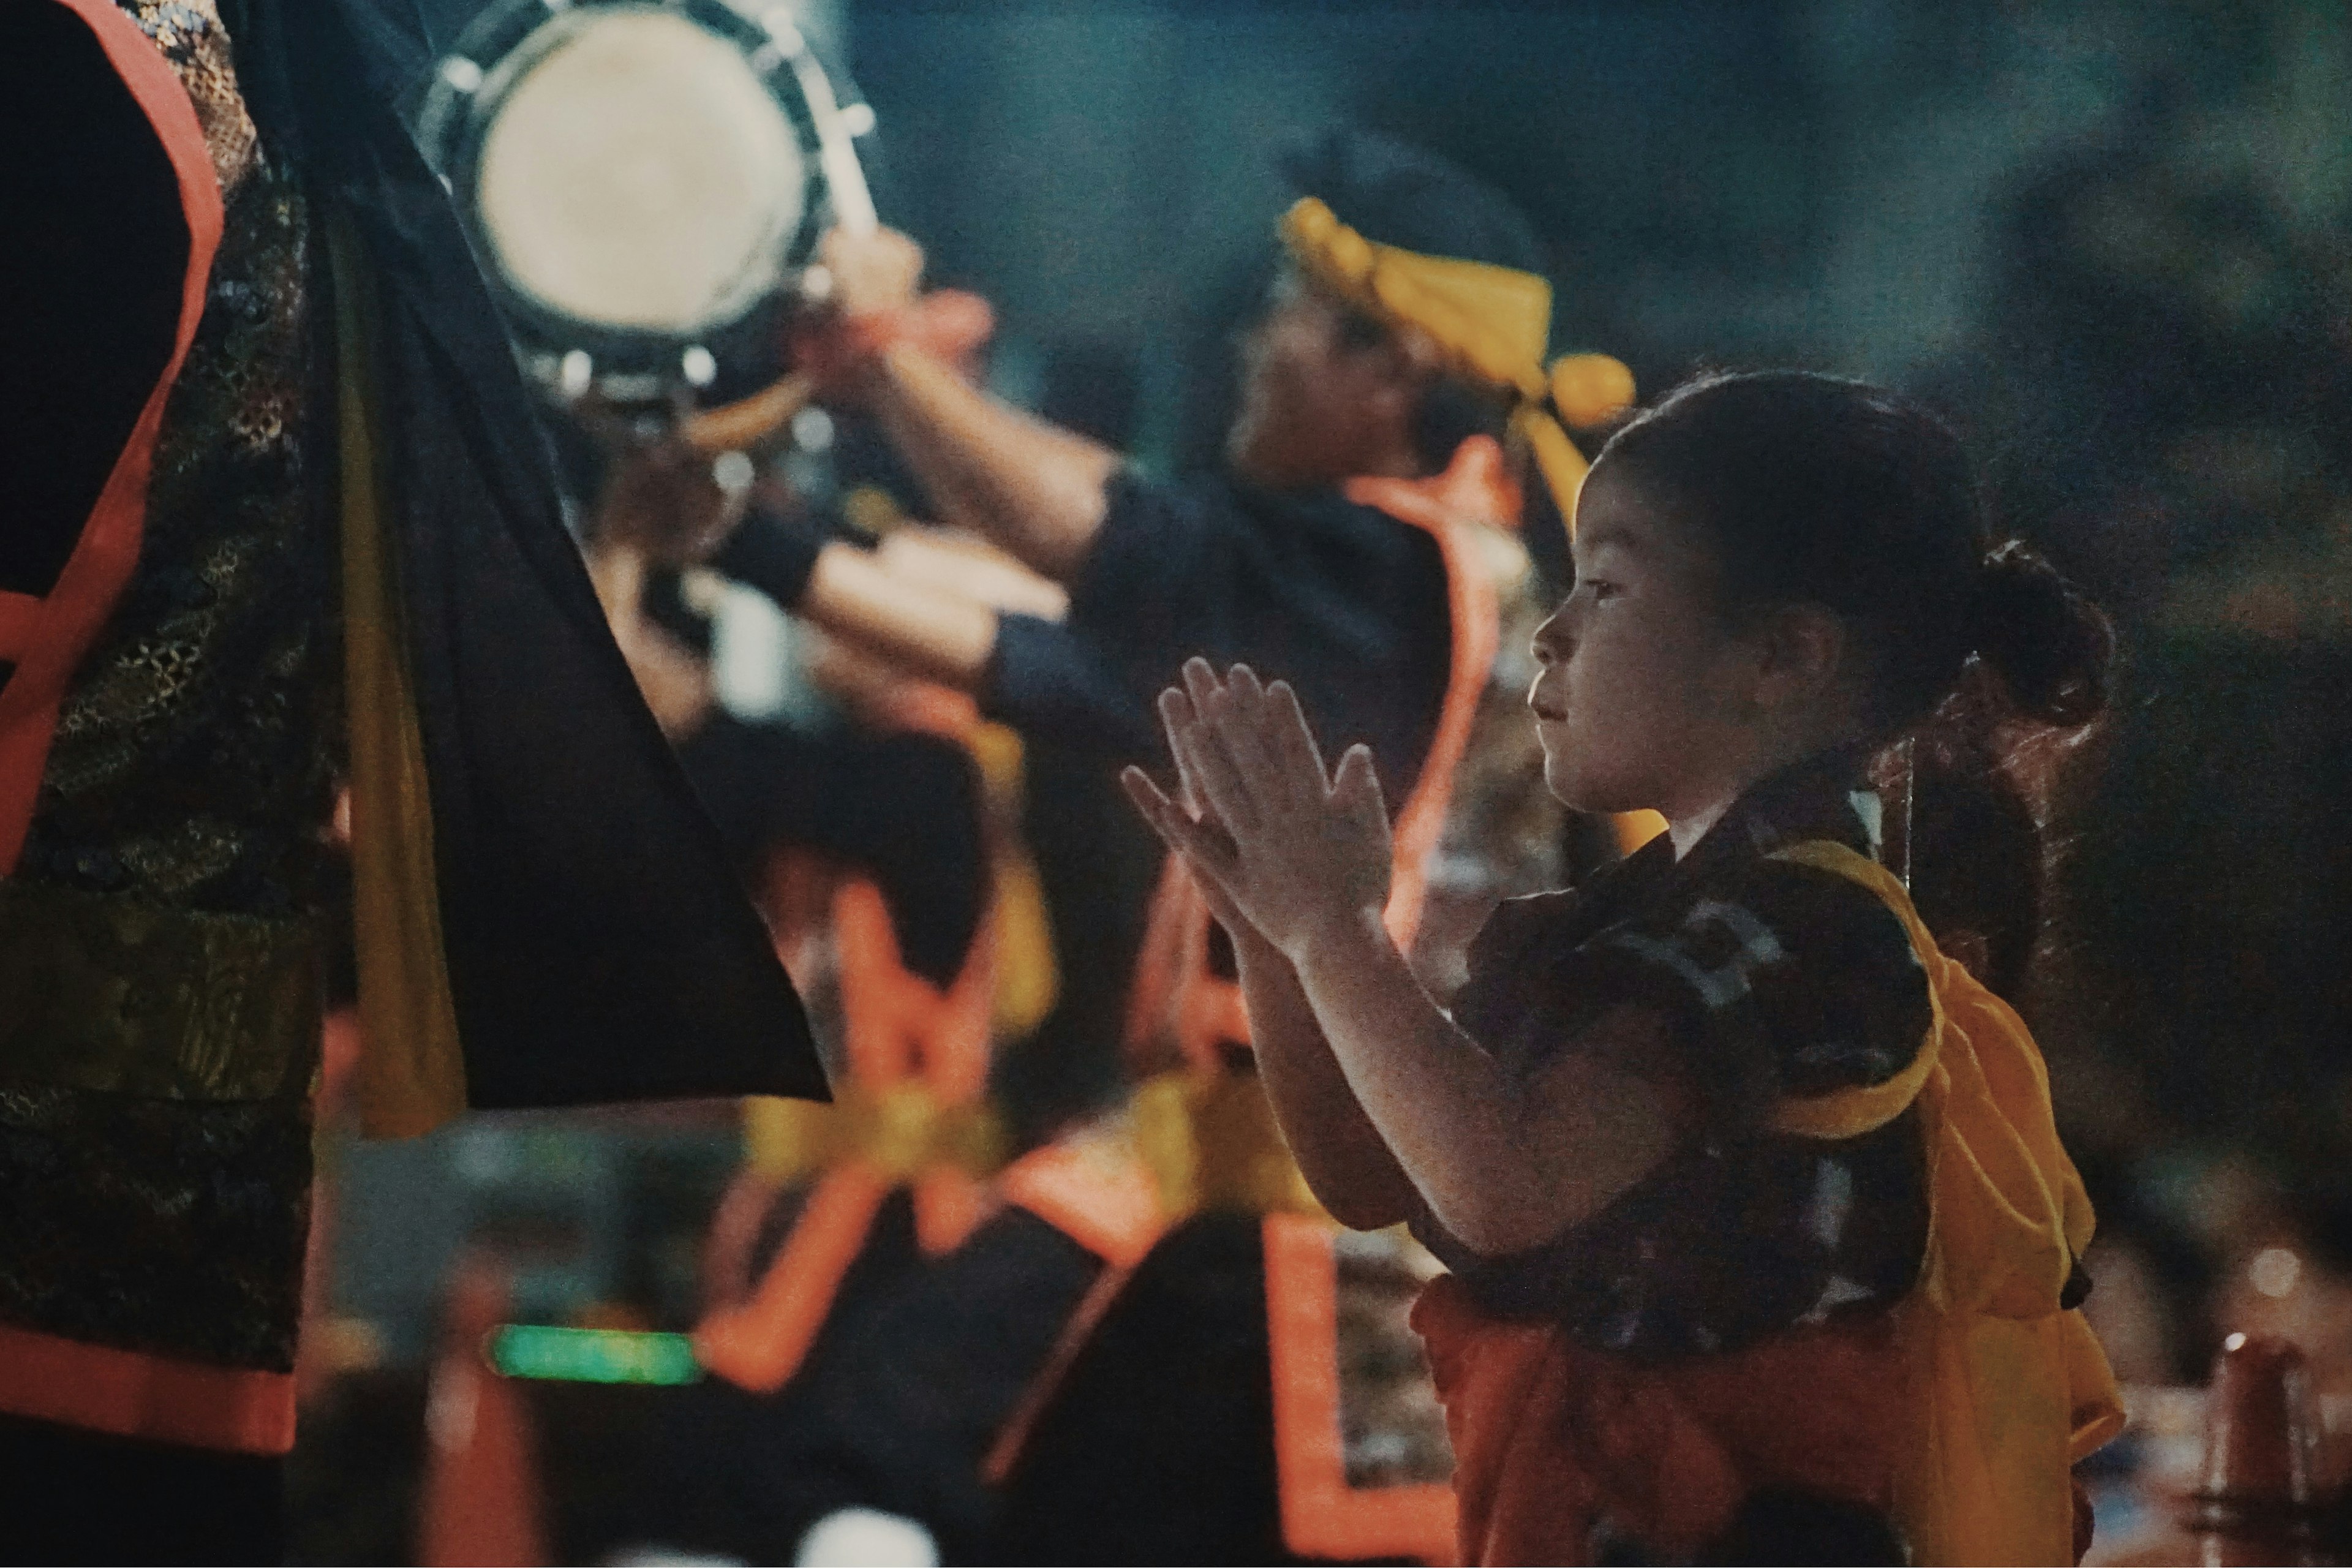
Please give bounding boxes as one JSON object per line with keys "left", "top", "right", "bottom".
{"left": 1967, "top": 540, "right": 2114, "bottom": 729}
{"left": 1593, "top": 371, "right": 2114, "bottom": 739}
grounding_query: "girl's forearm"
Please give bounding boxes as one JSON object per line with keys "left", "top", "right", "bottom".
{"left": 1286, "top": 908, "right": 1533, "bottom": 1248}
{"left": 1287, "top": 907, "right": 1676, "bottom": 1256}
{"left": 1232, "top": 926, "right": 1418, "bottom": 1231}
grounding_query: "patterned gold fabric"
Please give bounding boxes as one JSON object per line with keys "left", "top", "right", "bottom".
{"left": 0, "top": 878, "right": 321, "bottom": 1101}
{"left": 0, "top": 0, "right": 338, "bottom": 1371}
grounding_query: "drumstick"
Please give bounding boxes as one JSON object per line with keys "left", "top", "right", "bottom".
{"left": 679, "top": 372, "right": 817, "bottom": 456}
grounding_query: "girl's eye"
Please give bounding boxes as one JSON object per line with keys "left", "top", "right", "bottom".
{"left": 1579, "top": 578, "right": 1619, "bottom": 603}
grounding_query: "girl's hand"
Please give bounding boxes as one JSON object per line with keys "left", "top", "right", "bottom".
{"left": 1121, "top": 658, "right": 1392, "bottom": 962}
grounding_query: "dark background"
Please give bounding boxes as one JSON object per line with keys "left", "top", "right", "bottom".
{"left": 391, "top": 0, "right": 2352, "bottom": 1350}
{"left": 309, "top": 1, "right": 2352, "bottom": 1555}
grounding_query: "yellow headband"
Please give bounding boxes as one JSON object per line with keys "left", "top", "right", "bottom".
{"left": 1278, "top": 196, "right": 1634, "bottom": 524}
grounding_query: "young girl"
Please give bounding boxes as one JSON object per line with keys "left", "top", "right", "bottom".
{"left": 1123, "top": 371, "right": 2124, "bottom": 1566}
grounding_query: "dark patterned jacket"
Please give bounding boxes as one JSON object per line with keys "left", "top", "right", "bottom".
{"left": 1413, "top": 749, "right": 1939, "bottom": 1359}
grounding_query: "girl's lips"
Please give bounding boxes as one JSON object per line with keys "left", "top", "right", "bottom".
{"left": 1531, "top": 703, "right": 1569, "bottom": 723}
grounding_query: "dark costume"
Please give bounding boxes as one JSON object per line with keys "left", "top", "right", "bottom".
{"left": 695, "top": 130, "right": 1570, "bottom": 1564}
{"left": 985, "top": 453, "right": 1525, "bottom": 1566}
{"left": 1412, "top": 752, "right": 2122, "bottom": 1565}
{"left": 648, "top": 1197, "right": 1101, "bottom": 1565}
{"left": 0, "top": 2, "right": 820, "bottom": 1556}
{"left": 669, "top": 682, "right": 990, "bottom": 992}
{"left": 632, "top": 585, "right": 1039, "bottom": 1564}
{"left": 1424, "top": 752, "right": 1936, "bottom": 1357}
{"left": 982, "top": 135, "right": 1588, "bottom": 1567}
{"left": 984, "top": 467, "right": 1467, "bottom": 1139}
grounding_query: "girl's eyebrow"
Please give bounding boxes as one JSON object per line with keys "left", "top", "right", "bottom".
{"left": 1572, "top": 522, "right": 1642, "bottom": 560}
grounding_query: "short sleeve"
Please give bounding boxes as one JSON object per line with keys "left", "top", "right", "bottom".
{"left": 673, "top": 715, "right": 989, "bottom": 988}
{"left": 977, "top": 472, "right": 1226, "bottom": 762}
{"left": 1063, "top": 471, "right": 1221, "bottom": 638}
{"left": 1450, "top": 858, "right": 1932, "bottom": 1136}
{"left": 1561, "top": 859, "right": 1932, "bottom": 1131}
{"left": 1424, "top": 829, "right": 1937, "bottom": 1355}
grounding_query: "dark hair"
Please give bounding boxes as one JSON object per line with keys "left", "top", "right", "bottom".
{"left": 1333, "top": 300, "right": 1512, "bottom": 474}
{"left": 1898, "top": 738, "right": 2044, "bottom": 1000}
{"left": 1591, "top": 371, "right": 2113, "bottom": 736}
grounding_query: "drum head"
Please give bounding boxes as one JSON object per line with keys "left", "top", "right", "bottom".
{"left": 477, "top": 8, "right": 805, "bottom": 335}
{"left": 421, "top": 0, "right": 870, "bottom": 403}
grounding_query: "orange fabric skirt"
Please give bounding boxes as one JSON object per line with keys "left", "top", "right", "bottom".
{"left": 1413, "top": 1273, "right": 1913, "bottom": 1566}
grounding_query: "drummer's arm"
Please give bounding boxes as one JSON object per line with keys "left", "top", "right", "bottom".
{"left": 800, "top": 539, "right": 1000, "bottom": 690}
{"left": 854, "top": 342, "right": 1118, "bottom": 585}
{"left": 677, "top": 506, "right": 992, "bottom": 692}
{"left": 593, "top": 437, "right": 1000, "bottom": 696}
{"left": 719, "top": 524, "right": 1155, "bottom": 756}
{"left": 819, "top": 227, "right": 1120, "bottom": 584}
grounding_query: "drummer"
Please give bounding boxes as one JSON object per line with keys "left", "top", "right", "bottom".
{"left": 657, "top": 130, "right": 1584, "bottom": 1564}
{"left": 762, "top": 129, "right": 1532, "bottom": 766}
{"left": 686, "top": 128, "right": 1572, "bottom": 1134}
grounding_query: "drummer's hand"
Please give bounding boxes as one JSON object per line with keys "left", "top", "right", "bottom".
{"left": 592, "top": 438, "right": 752, "bottom": 565}
{"left": 820, "top": 225, "right": 923, "bottom": 318}
{"left": 585, "top": 540, "right": 717, "bottom": 739}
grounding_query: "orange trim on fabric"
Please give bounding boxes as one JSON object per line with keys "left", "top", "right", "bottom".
{"left": 0, "top": 593, "right": 39, "bottom": 662}
{"left": 1124, "top": 856, "right": 1246, "bottom": 1076}
{"left": 979, "top": 1260, "right": 1134, "bottom": 1488}
{"left": 997, "top": 1140, "right": 1166, "bottom": 1272}
{"left": 913, "top": 1169, "right": 993, "bottom": 1257}
{"left": 691, "top": 1163, "right": 892, "bottom": 1394}
{"left": 0, "top": 0, "right": 224, "bottom": 873}
{"left": 0, "top": 1319, "right": 295, "bottom": 1455}
{"left": 1345, "top": 435, "right": 1508, "bottom": 951}
{"left": 835, "top": 878, "right": 994, "bottom": 1102}
{"left": 699, "top": 1169, "right": 786, "bottom": 1311}
{"left": 1094, "top": 445, "right": 1506, "bottom": 1555}
{"left": 1123, "top": 854, "right": 1203, "bottom": 1071}
{"left": 978, "top": 1136, "right": 1169, "bottom": 1486}
{"left": 865, "top": 679, "right": 982, "bottom": 744}
{"left": 696, "top": 876, "right": 1001, "bottom": 1393}
{"left": 1264, "top": 1214, "right": 1459, "bottom": 1565}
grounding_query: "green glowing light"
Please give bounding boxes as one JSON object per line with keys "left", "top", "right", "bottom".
{"left": 485, "top": 1324, "right": 703, "bottom": 1385}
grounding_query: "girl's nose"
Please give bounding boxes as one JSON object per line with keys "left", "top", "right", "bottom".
{"left": 1532, "top": 604, "right": 1574, "bottom": 666}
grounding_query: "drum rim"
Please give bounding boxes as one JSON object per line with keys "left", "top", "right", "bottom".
{"left": 420, "top": 0, "right": 843, "bottom": 395}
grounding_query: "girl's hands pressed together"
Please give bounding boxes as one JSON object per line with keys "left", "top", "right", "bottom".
{"left": 1120, "top": 657, "right": 1392, "bottom": 962}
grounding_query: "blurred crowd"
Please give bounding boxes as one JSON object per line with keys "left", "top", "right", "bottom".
{"left": 274, "top": 4, "right": 2352, "bottom": 1565}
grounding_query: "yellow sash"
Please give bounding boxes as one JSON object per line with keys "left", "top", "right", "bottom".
{"left": 1768, "top": 840, "right": 2124, "bottom": 1566}
{"left": 1278, "top": 196, "right": 1634, "bottom": 519}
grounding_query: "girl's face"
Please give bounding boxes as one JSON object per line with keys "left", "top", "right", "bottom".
{"left": 1528, "top": 468, "right": 1765, "bottom": 820}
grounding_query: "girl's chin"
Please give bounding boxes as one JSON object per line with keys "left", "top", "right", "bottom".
{"left": 1542, "top": 761, "right": 1610, "bottom": 815}
{"left": 1543, "top": 756, "right": 1650, "bottom": 818}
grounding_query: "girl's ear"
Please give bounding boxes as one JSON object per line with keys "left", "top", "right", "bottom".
{"left": 1749, "top": 602, "right": 1849, "bottom": 713}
